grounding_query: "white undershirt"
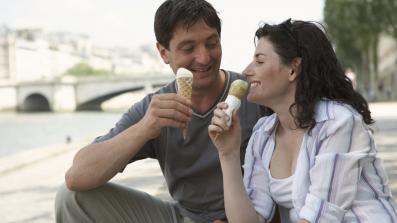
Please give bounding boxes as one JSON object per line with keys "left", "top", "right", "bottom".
{"left": 268, "top": 171, "right": 299, "bottom": 223}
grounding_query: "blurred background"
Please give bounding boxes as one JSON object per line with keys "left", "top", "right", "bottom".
{"left": 0, "top": 0, "right": 396, "bottom": 222}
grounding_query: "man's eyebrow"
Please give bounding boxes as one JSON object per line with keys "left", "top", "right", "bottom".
{"left": 206, "top": 34, "right": 220, "bottom": 41}
{"left": 176, "top": 40, "right": 195, "bottom": 49}
{"left": 176, "top": 33, "right": 220, "bottom": 49}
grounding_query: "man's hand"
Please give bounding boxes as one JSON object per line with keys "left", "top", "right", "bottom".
{"left": 139, "top": 93, "right": 192, "bottom": 139}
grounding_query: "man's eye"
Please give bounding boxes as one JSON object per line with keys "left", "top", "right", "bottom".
{"left": 181, "top": 46, "right": 194, "bottom": 53}
{"left": 206, "top": 41, "right": 219, "bottom": 49}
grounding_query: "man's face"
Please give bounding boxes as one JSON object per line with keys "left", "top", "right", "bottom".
{"left": 157, "top": 19, "right": 222, "bottom": 91}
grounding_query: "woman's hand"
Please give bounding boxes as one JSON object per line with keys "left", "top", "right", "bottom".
{"left": 208, "top": 102, "right": 241, "bottom": 157}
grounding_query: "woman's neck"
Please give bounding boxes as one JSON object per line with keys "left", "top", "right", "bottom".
{"left": 272, "top": 98, "right": 301, "bottom": 133}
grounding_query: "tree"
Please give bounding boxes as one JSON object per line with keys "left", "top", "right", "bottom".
{"left": 65, "top": 63, "right": 110, "bottom": 76}
{"left": 324, "top": 0, "right": 385, "bottom": 98}
{"left": 373, "top": 0, "right": 397, "bottom": 38}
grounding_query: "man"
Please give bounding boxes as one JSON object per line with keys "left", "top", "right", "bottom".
{"left": 55, "top": 0, "right": 268, "bottom": 222}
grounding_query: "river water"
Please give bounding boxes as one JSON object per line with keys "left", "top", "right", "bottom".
{"left": 0, "top": 91, "right": 151, "bottom": 157}
{"left": 2, "top": 93, "right": 396, "bottom": 158}
{"left": 0, "top": 111, "right": 124, "bottom": 157}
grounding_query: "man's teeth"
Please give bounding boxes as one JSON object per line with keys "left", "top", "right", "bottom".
{"left": 192, "top": 67, "right": 211, "bottom": 72}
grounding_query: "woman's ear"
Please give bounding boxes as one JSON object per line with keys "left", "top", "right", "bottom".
{"left": 288, "top": 57, "right": 302, "bottom": 81}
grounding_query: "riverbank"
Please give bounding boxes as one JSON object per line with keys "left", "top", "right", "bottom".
{"left": 0, "top": 142, "right": 84, "bottom": 175}
{"left": 0, "top": 141, "right": 169, "bottom": 223}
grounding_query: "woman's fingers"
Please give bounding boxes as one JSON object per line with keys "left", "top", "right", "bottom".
{"left": 212, "top": 108, "right": 230, "bottom": 130}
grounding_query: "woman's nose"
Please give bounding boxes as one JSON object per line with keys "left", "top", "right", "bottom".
{"left": 242, "top": 63, "right": 253, "bottom": 77}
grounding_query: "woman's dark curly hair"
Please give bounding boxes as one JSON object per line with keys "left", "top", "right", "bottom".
{"left": 254, "top": 19, "right": 374, "bottom": 131}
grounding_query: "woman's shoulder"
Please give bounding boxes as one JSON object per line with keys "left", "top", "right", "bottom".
{"left": 315, "top": 100, "right": 360, "bottom": 123}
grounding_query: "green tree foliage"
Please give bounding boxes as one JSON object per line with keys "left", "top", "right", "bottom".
{"left": 324, "top": 0, "right": 397, "bottom": 99}
{"left": 324, "top": 0, "right": 386, "bottom": 93}
{"left": 66, "top": 63, "right": 111, "bottom": 76}
{"left": 379, "top": 0, "right": 397, "bottom": 38}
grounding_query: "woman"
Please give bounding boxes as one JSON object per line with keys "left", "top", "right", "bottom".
{"left": 208, "top": 19, "right": 397, "bottom": 223}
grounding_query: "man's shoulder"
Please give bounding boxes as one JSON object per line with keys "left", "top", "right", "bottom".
{"left": 128, "top": 80, "right": 176, "bottom": 112}
{"left": 155, "top": 80, "right": 177, "bottom": 94}
{"left": 226, "top": 70, "right": 245, "bottom": 81}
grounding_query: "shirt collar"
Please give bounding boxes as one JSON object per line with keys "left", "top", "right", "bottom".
{"left": 314, "top": 99, "right": 334, "bottom": 122}
{"left": 261, "top": 113, "right": 278, "bottom": 135}
{"left": 261, "top": 100, "right": 333, "bottom": 134}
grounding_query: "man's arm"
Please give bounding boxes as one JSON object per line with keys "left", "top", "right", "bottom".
{"left": 65, "top": 93, "right": 192, "bottom": 191}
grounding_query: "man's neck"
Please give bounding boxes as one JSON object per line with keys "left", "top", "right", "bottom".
{"left": 191, "top": 70, "right": 226, "bottom": 114}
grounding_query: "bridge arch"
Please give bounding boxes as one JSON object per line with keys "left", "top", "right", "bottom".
{"left": 76, "top": 86, "right": 145, "bottom": 110}
{"left": 19, "top": 93, "right": 51, "bottom": 112}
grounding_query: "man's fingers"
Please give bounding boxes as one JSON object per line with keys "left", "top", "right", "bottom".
{"left": 151, "top": 95, "right": 192, "bottom": 116}
{"left": 153, "top": 93, "right": 192, "bottom": 107}
{"left": 155, "top": 108, "right": 191, "bottom": 122}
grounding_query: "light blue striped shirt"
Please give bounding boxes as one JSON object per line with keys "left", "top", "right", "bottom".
{"left": 243, "top": 100, "right": 397, "bottom": 222}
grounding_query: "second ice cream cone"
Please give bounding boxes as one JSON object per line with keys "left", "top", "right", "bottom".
{"left": 176, "top": 68, "right": 193, "bottom": 139}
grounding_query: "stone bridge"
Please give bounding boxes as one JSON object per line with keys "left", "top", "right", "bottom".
{"left": 0, "top": 75, "right": 174, "bottom": 112}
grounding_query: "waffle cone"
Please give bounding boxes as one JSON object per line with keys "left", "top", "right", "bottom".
{"left": 176, "top": 68, "right": 193, "bottom": 140}
{"left": 177, "top": 77, "right": 193, "bottom": 99}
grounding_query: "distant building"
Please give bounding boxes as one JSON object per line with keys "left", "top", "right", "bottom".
{"left": 0, "top": 25, "right": 16, "bottom": 80}
{"left": 0, "top": 26, "right": 168, "bottom": 83}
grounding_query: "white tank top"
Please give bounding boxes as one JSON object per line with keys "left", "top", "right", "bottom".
{"left": 268, "top": 170, "right": 299, "bottom": 223}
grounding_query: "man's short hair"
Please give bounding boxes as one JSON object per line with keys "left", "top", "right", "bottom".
{"left": 154, "top": 0, "right": 221, "bottom": 49}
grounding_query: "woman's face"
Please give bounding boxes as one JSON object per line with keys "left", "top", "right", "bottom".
{"left": 243, "top": 37, "right": 296, "bottom": 107}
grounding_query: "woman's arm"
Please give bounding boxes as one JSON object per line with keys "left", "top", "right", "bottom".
{"left": 299, "top": 106, "right": 373, "bottom": 222}
{"left": 209, "top": 103, "right": 270, "bottom": 223}
{"left": 219, "top": 151, "right": 266, "bottom": 223}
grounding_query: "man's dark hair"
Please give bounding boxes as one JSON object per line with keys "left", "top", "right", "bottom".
{"left": 154, "top": 0, "right": 221, "bottom": 49}
{"left": 255, "top": 19, "right": 374, "bottom": 131}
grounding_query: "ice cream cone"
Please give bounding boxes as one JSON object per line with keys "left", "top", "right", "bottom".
{"left": 176, "top": 68, "right": 193, "bottom": 140}
{"left": 214, "top": 79, "right": 248, "bottom": 141}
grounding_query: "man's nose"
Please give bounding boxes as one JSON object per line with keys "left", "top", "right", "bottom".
{"left": 194, "top": 46, "right": 211, "bottom": 65}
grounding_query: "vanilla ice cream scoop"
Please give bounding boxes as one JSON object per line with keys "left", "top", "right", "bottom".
{"left": 176, "top": 67, "right": 193, "bottom": 139}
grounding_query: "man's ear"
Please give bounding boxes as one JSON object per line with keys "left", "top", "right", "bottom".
{"left": 156, "top": 42, "right": 170, "bottom": 64}
{"left": 288, "top": 57, "right": 302, "bottom": 81}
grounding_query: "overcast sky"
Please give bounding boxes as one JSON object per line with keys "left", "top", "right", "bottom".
{"left": 0, "top": 0, "right": 324, "bottom": 72}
